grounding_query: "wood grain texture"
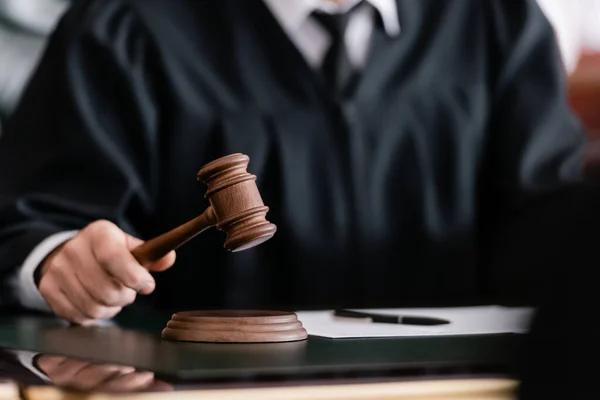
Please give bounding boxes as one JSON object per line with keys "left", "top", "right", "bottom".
{"left": 161, "top": 310, "right": 308, "bottom": 343}
{"left": 22, "top": 378, "right": 518, "bottom": 400}
{"left": 130, "top": 153, "right": 276, "bottom": 265}
{"left": 130, "top": 207, "right": 217, "bottom": 265}
{"left": 197, "top": 153, "right": 277, "bottom": 252}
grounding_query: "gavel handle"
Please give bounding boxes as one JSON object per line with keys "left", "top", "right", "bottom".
{"left": 131, "top": 206, "right": 217, "bottom": 266}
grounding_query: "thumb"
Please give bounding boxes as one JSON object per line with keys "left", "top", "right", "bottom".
{"left": 147, "top": 250, "right": 176, "bottom": 272}
{"left": 124, "top": 234, "right": 177, "bottom": 271}
{"left": 124, "top": 234, "right": 145, "bottom": 249}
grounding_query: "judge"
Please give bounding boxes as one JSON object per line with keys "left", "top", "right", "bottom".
{"left": 0, "top": 0, "right": 597, "bottom": 325}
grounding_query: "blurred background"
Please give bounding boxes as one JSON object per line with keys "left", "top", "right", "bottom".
{"left": 1, "top": 0, "right": 598, "bottom": 138}
{"left": 536, "top": 0, "right": 600, "bottom": 138}
{"left": 0, "top": 0, "right": 70, "bottom": 135}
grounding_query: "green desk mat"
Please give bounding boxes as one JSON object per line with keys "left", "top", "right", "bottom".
{"left": 0, "top": 311, "right": 523, "bottom": 380}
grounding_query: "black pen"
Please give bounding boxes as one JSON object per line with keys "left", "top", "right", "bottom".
{"left": 333, "top": 309, "right": 450, "bottom": 326}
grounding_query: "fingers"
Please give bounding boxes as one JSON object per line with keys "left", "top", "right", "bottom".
{"left": 124, "top": 234, "right": 144, "bottom": 249}
{"left": 39, "top": 278, "right": 95, "bottom": 325}
{"left": 35, "top": 355, "right": 68, "bottom": 372}
{"left": 38, "top": 219, "right": 176, "bottom": 325}
{"left": 102, "top": 371, "right": 156, "bottom": 392}
{"left": 46, "top": 244, "right": 123, "bottom": 321}
{"left": 88, "top": 223, "right": 156, "bottom": 294}
{"left": 73, "top": 364, "right": 137, "bottom": 391}
{"left": 148, "top": 380, "right": 174, "bottom": 391}
{"left": 125, "top": 234, "right": 176, "bottom": 272}
{"left": 146, "top": 250, "right": 176, "bottom": 272}
{"left": 37, "top": 356, "right": 142, "bottom": 392}
{"left": 36, "top": 357, "right": 91, "bottom": 386}
{"left": 65, "top": 241, "right": 137, "bottom": 307}
{"left": 61, "top": 268, "right": 123, "bottom": 320}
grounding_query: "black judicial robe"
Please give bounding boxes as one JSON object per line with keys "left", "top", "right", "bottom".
{"left": 0, "top": 0, "right": 597, "bottom": 312}
{"left": 0, "top": 349, "right": 46, "bottom": 386}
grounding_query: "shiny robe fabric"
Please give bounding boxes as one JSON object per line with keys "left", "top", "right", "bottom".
{"left": 0, "top": 0, "right": 595, "bottom": 312}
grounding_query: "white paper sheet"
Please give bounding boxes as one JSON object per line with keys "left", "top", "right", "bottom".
{"left": 295, "top": 306, "right": 534, "bottom": 338}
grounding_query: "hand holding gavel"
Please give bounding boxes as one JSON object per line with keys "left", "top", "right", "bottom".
{"left": 37, "top": 154, "right": 276, "bottom": 325}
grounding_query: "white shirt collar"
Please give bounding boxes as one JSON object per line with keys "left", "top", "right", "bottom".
{"left": 263, "top": 0, "right": 401, "bottom": 37}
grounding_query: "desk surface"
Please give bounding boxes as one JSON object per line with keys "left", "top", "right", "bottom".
{"left": 0, "top": 310, "right": 523, "bottom": 382}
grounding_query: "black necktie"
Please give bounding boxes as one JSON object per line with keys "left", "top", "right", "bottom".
{"left": 312, "top": 2, "right": 364, "bottom": 97}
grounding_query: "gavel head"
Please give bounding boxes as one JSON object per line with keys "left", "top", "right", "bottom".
{"left": 197, "top": 153, "right": 277, "bottom": 252}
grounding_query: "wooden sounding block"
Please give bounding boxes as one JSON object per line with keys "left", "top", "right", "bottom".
{"left": 130, "top": 153, "right": 277, "bottom": 265}
{"left": 161, "top": 310, "right": 308, "bottom": 343}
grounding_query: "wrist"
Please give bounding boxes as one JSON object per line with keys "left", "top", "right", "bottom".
{"left": 34, "top": 242, "right": 67, "bottom": 288}
{"left": 10, "top": 230, "right": 78, "bottom": 312}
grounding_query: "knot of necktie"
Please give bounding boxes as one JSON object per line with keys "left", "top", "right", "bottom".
{"left": 312, "top": 9, "right": 352, "bottom": 43}
{"left": 311, "top": 1, "right": 365, "bottom": 98}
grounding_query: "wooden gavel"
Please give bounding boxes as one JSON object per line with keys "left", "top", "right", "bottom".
{"left": 130, "top": 153, "right": 277, "bottom": 266}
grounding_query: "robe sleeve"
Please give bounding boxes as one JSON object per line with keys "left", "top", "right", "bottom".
{"left": 478, "top": 0, "right": 600, "bottom": 304}
{"left": 0, "top": 0, "right": 164, "bottom": 307}
{"left": 484, "top": 0, "right": 586, "bottom": 197}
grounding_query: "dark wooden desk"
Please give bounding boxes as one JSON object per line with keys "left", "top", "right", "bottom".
{"left": 0, "top": 310, "right": 523, "bottom": 380}
{"left": 0, "top": 310, "right": 523, "bottom": 399}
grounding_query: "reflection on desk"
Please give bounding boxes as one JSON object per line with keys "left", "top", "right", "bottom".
{"left": 0, "top": 347, "right": 172, "bottom": 395}
{"left": 0, "top": 347, "right": 519, "bottom": 400}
